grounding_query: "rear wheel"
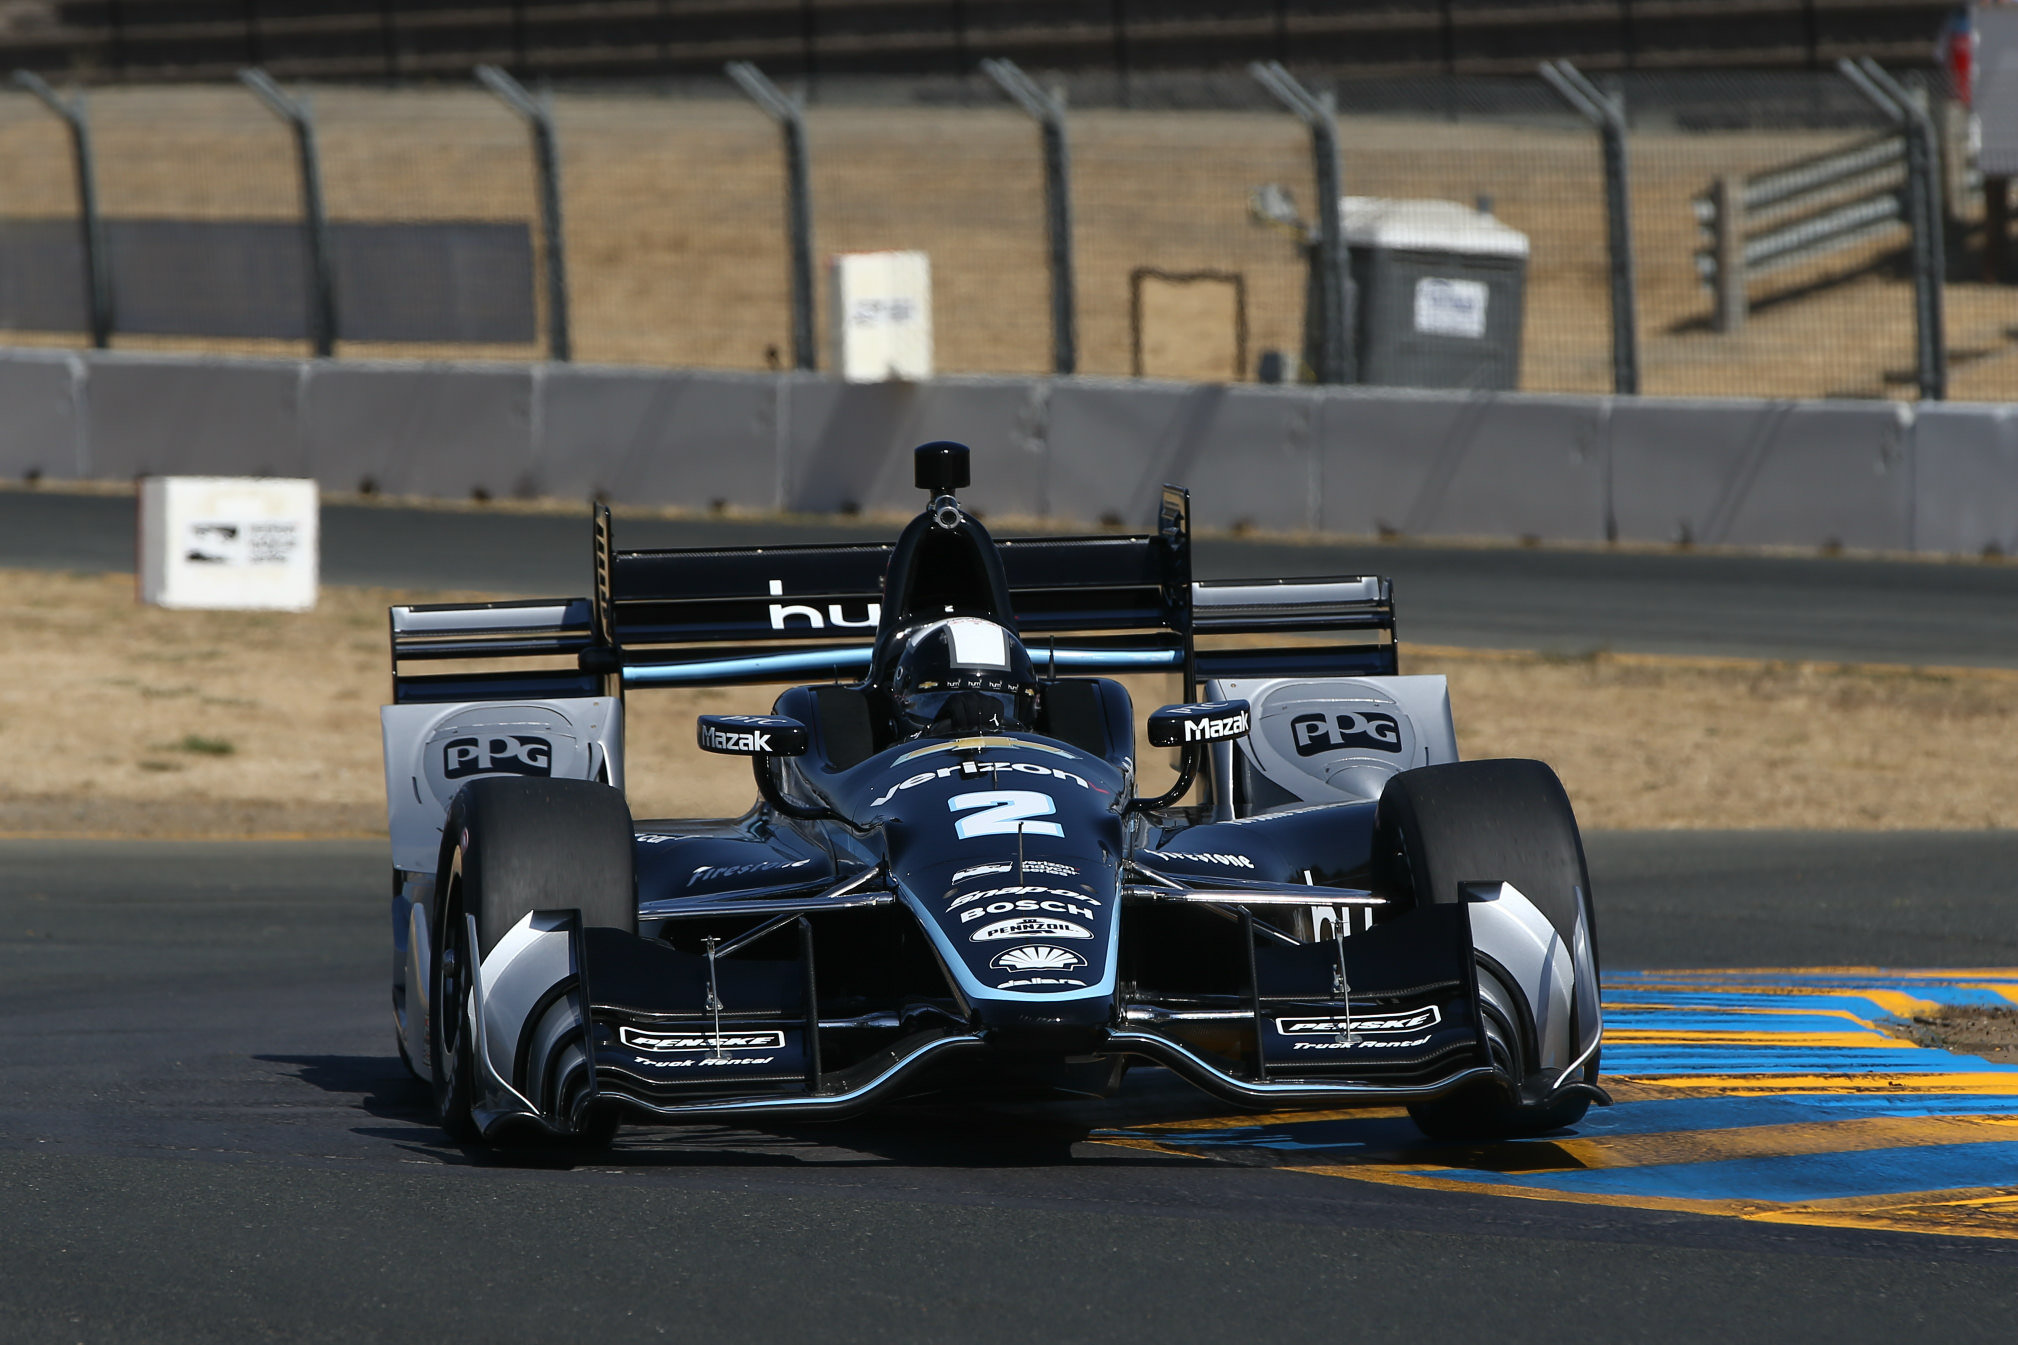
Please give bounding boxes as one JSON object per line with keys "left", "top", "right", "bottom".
{"left": 429, "top": 778, "right": 637, "bottom": 1146}
{"left": 1370, "top": 759, "right": 1600, "bottom": 1140}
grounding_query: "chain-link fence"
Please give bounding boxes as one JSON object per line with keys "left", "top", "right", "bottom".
{"left": 0, "top": 65, "right": 2010, "bottom": 403}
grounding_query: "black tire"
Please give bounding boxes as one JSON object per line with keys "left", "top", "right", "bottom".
{"left": 430, "top": 778, "right": 637, "bottom": 1144}
{"left": 1370, "top": 759, "right": 1600, "bottom": 1141}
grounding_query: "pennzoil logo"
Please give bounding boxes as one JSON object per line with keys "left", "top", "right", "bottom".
{"left": 968, "top": 915, "right": 1092, "bottom": 942}
{"left": 443, "top": 734, "right": 552, "bottom": 780}
{"left": 620, "top": 1027, "right": 787, "bottom": 1053}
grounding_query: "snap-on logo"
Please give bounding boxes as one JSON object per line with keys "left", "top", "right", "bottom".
{"left": 1292, "top": 710, "right": 1401, "bottom": 756}
{"left": 948, "top": 885, "right": 1101, "bottom": 911}
{"left": 1183, "top": 709, "right": 1249, "bottom": 743}
{"left": 443, "top": 735, "right": 552, "bottom": 780}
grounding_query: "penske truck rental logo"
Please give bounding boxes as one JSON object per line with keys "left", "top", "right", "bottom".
{"left": 1275, "top": 1006, "right": 1440, "bottom": 1036}
{"left": 620, "top": 1027, "right": 787, "bottom": 1053}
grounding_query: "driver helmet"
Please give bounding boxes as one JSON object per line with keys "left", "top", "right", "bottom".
{"left": 889, "top": 617, "right": 1038, "bottom": 738}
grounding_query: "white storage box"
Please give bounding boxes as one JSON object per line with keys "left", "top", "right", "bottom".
{"left": 138, "top": 476, "right": 319, "bottom": 610}
{"left": 828, "top": 250, "right": 933, "bottom": 382}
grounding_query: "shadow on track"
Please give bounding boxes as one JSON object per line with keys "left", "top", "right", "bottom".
{"left": 259, "top": 1050, "right": 1218, "bottom": 1171}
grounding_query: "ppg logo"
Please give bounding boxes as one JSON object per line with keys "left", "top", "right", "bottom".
{"left": 1291, "top": 710, "right": 1401, "bottom": 757}
{"left": 443, "top": 735, "right": 553, "bottom": 780}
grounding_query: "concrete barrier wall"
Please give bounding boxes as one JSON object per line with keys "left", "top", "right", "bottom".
{"left": 2, "top": 347, "right": 2012, "bottom": 556}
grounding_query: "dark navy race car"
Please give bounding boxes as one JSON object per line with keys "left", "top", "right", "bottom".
{"left": 379, "top": 442, "right": 1605, "bottom": 1148}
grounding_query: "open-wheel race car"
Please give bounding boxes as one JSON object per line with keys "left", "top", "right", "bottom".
{"left": 379, "top": 441, "right": 1606, "bottom": 1148}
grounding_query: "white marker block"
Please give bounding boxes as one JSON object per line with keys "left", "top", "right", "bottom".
{"left": 828, "top": 249, "right": 933, "bottom": 383}
{"left": 138, "top": 476, "right": 319, "bottom": 610}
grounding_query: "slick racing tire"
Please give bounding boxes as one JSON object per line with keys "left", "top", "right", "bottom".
{"left": 430, "top": 777, "right": 638, "bottom": 1146}
{"left": 1370, "top": 759, "right": 1600, "bottom": 1141}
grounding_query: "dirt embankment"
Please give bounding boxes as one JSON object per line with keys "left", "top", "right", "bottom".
{"left": 3, "top": 566, "right": 2016, "bottom": 838}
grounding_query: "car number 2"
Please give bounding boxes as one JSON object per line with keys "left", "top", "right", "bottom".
{"left": 947, "top": 790, "right": 1064, "bottom": 840}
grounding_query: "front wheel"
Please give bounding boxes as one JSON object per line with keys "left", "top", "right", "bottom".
{"left": 428, "top": 777, "right": 638, "bottom": 1146}
{"left": 1371, "top": 759, "right": 1600, "bottom": 1141}
{"left": 429, "top": 869, "right": 479, "bottom": 1142}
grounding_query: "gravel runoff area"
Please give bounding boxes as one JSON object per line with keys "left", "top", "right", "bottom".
{"left": 3, "top": 567, "right": 2016, "bottom": 839}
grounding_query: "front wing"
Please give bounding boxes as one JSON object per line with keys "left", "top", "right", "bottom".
{"left": 448, "top": 877, "right": 1599, "bottom": 1136}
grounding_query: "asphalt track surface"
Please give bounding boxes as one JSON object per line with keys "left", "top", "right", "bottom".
{"left": 9, "top": 487, "right": 2018, "bottom": 667}
{"left": 5, "top": 836, "right": 2018, "bottom": 1343}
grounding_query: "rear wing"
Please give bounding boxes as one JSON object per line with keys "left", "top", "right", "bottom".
{"left": 389, "top": 487, "right": 1398, "bottom": 705}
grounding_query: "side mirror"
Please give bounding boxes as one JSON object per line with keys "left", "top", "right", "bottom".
{"left": 1146, "top": 699, "right": 1251, "bottom": 748}
{"left": 696, "top": 714, "right": 808, "bottom": 757}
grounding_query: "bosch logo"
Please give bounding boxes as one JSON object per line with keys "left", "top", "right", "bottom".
{"left": 1291, "top": 710, "right": 1402, "bottom": 757}
{"left": 1183, "top": 710, "right": 1250, "bottom": 743}
{"left": 958, "top": 898, "right": 1099, "bottom": 925}
{"left": 442, "top": 734, "right": 552, "bottom": 780}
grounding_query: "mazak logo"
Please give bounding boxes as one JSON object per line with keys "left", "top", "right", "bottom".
{"left": 620, "top": 1027, "right": 787, "bottom": 1053}
{"left": 700, "top": 723, "right": 774, "bottom": 753}
{"left": 443, "top": 734, "right": 552, "bottom": 780}
{"left": 1277, "top": 1006, "right": 1440, "bottom": 1036}
{"left": 1292, "top": 710, "right": 1402, "bottom": 756}
{"left": 1183, "top": 709, "right": 1250, "bottom": 743}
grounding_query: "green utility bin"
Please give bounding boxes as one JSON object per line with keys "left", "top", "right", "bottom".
{"left": 1343, "top": 197, "right": 1529, "bottom": 391}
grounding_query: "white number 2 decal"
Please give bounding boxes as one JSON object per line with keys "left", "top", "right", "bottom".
{"left": 948, "top": 790, "right": 1063, "bottom": 840}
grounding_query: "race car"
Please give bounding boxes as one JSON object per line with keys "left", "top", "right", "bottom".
{"left": 379, "top": 441, "right": 1605, "bottom": 1148}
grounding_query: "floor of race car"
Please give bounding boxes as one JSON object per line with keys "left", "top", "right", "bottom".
{"left": 5, "top": 839, "right": 2018, "bottom": 1344}
{"left": 1093, "top": 970, "right": 2018, "bottom": 1241}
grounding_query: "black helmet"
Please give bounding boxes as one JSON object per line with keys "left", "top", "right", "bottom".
{"left": 889, "top": 618, "right": 1038, "bottom": 737}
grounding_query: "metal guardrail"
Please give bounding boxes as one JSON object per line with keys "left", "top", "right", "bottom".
{"left": 1692, "top": 129, "right": 1908, "bottom": 330}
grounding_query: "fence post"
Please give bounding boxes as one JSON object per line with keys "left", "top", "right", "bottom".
{"left": 727, "top": 61, "right": 817, "bottom": 372}
{"left": 477, "top": 65, "right": 572, "bottom": 362}
{"left": 239, "top": 68, "right": 336, "bottom": 358}
{"left": 1711, "top": 175, "right": 1747, "bottom": 332}
{"left": 13, "top": 71, "right": 112, "bottom": 350}
{"left": 1250, "top": 61, "right": 1352, "bottom": 384}
{"left": 981, "top": 58, "right": 1077, "bottom": 376}
{"left": 1539, "top": 59, "right": 1640, "bottom": 394}
{"left": 1840, "top": 57, "right": 1946, "bottom": 400}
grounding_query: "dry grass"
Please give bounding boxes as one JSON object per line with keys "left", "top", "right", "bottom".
{"left": 0, "top": 87, "right": 2009, "bottom": 400}
{"left": 3, "top": 565, "right": 2016, "bottom": 839}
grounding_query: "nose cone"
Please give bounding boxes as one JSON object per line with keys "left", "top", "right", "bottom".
{"left": 972, "top": 993, "right": 1112, "bottom": 1054}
